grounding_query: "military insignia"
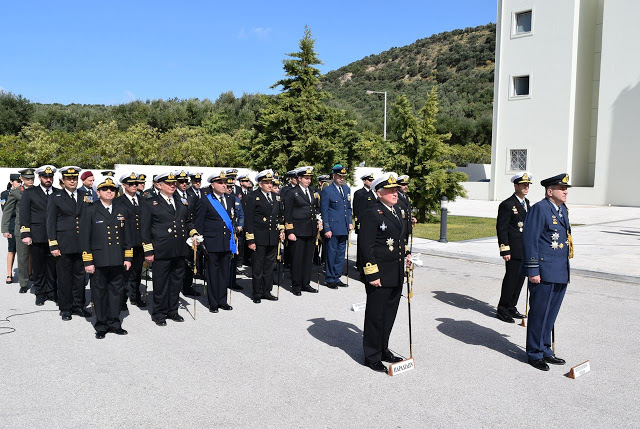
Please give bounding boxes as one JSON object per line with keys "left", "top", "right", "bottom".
{"left": 84, "top": 195, "right": 92, "bottom": 203}
{"left": 512, "top": 206, "right": 518, "bottom": 214}
{"left": 553, "top": 220, "right": 558, "bottom": 225}
{"left": 401, "top": 209, "right": 406, "bottom": 219}
{"left": 517, "top": 221, "right": 524, "bottom": 228}
{"left": 314, "top": 192, "right": 319, "bottom": 199}
{"left": 181, "top": 198, "right": 188, "bottom": 205}
{"left": 551, "top": 232, "right": 560, "bottom": 241}
{"left": 562, "top": 174, "right": 569, "bottom": 184}
{"left": 380, "top": 222, "right": 387, "bottom": 231}
{"left": 386, "top": 238, "right": 394, "bottom": 252}
{"left": 168, "top": 228, "right": 172, "bottom": 233}
{"left": 559, "top": 243, "right": 564, "bottom": 249}
{"left": 377, "top": 209, "right": 383, "bottom": 214}
{"left": 263, "top": 217, "right": 267, "bottom": 222}
{"left": 256, "top": 196, "right": 260, "bottom": 200}
{"left": 551, "top": 241, "right": 559, "bottom": 250}
{"left": 153, "top": 201, "right": 158, "bottom": 205}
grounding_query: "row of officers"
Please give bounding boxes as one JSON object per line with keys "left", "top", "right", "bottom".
{"left": 1, "top": 163, "right": 416, "bottom": 357}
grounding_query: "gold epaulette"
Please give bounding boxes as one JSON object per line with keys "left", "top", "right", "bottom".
{"left": 277, "top": 224, "right": 285, "bottom": 230}
{"left": 363, "top": 262, "right": 379, "bottom": 275}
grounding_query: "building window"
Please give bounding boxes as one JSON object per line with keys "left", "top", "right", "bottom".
{"left": 515, "top": 11, "right": 532, "bottom": 34}
{"left": 512, "top": 75, "right": 530, "bottom": 97}
{"left": 510, "top": 149, "right": 528, "bottom": 171}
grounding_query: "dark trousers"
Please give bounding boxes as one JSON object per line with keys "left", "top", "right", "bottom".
{"left": 251, "top": 244, "right": 277, "bottom": 299}
{"left": 31, "top": 242, "right": 56, "bottom": 299}
{"left": 498, "top": 258, "right": 526, "bottom": 311}
{"left": 526, "top": 281, "right": 567, "bottom": 360}
{"left": 123, "top": 246, "right": 144, "bottom": 302}
{"left": 290, "top": 235, "right": 315, "bottom": 292}
{"left": 151, "top": 257, "right": 184, "bottom": 321}
{"left": 324, "top": 235, "right": 347, "bottom": 283}
{"left": 183, "top": 257, "right": 194, "bottom": 292}
{"left": 56, "top": 253, "right": 86, "bottom": 312}
{"left": 91, "top": 266, "right": 124, "bottom": 333}
{"left": 363, "top": 284, "right": 402, "bottom": 363}
{"left": 206, "top": 252, "right": 231, "bottom": 308}
{"left": 229, "top": 252, "right": 238, "bottom": 288}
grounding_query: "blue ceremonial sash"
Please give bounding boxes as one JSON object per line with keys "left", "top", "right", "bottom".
{"left": 206, "top": 194, "right": 237, "bottom": 254}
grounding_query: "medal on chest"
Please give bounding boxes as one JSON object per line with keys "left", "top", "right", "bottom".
{"left": 512, "top": 206, "right": 518, "bottom": 214}
{"left": 518, "top": 221, "right": 523, "bottom": 232}
{"left": 380, "top": 222, "right": 387, "bottom": 231}
{"left": 386, "top": 237, "right": 394, "bottom": 252}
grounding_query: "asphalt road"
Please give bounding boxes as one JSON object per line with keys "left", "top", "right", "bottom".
{"left": 1, "top": 250, "right": 638, "bottom": 428}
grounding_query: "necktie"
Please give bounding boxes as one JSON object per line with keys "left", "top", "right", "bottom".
{"left": 338, "top": 186, "right": 344, "bottom": 199}
{"left": 72, "top": 192, "right": 76, "bottom": 203}
{"left": 219, "top": 196, "right": 226, "bottom": 210}
{"left": 46, "top": 188, "right": 50, "bottom": 196}
{"left": 521, "top": 200, "right": 526, "bottom": 211}
{"left": 266, "top": 193, "right": 273, "bottom": 204}
{"left": 167, "top": 198, "right": 174, "bottom": 210}
{"left": 107, "top": 206, "right": 111, "bottom": 214}
{"left": 196, "top": 190, "right": 200, "bottom": 198}
{"left": 132, "top": 197, "right": 138, "bottom": 207}
{"left": 391, "top": 207, "right": 400, "bottom": 221}
{"left": 305, "top": 189, "right": 311, "bottom": 202}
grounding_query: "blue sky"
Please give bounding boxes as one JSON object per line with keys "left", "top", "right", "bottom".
{"left": 0, "top": 0, "right": 496, "bottom": 105}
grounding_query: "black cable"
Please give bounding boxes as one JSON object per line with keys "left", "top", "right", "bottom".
{"left": 0, "top": 309, "right": 58, "bottom": 336}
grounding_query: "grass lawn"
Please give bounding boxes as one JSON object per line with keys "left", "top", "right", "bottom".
{"left": 413, "top": 216, "right": 496, "bottom": 242}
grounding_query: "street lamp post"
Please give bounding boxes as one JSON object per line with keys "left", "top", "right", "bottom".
{"left": 365, "top": 90, "right": 387, "bottom": 140}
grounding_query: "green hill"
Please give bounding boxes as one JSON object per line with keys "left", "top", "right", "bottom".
{"left": 321, "top": 23, "right": 496, "bottom": 146}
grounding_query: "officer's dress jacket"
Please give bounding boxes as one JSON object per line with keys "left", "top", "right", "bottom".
{"left": 47, "top": 188, "right": 90, "bottom": 254}
{"left": 523, "top": 198, "right": 571, "bottom": 284}
{"left": 194, "top": 193, "right": 235, "bottom": 253}
{"left": 284, "top": 185, "right": 321, "bottom": 238}
{"left": 20, "top": 186, "right": 59, "bottom": 243}
{"left": 141, "top": 194, "right": 197, "bottom": 259}
{"left": 80, "top": 201, "right": 133, "bottom": 267}
{"left": 244, "top": 189, "right": 281, "bottom": 246}
{"left": 496, "top": 193, "right": 530, "bottom": 259}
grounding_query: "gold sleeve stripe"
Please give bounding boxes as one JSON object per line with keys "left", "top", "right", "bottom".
{"left": 285, "top": 223, "right": 294, "bottom": 230}
{"left": 245, "top": 233, "right": 255, "bottom": 240}
{"left": 124, "top": 249, "right": 133, "bottom": 258}
{"left": 20, "top": 226, "right": 31, "bottom": 232}
{"left": 143, "top": 243, "right": 154, "bottom": 252}
{"left": 48, "top": 240, "right": 59, "bottom": 246}
{"left": 189, "top": 229, "right": 198, "bottom": 237}
{"left": 363, "top": 263, "right": 379, "bottom": 275}
{"left": 82, "top": 251, "right": 93, "bottom": 262}
{"left": 277, "top": 224, "right": 285, "bottom": 230}
{"left": 499, "top": 244, "right": 511, "bottom": 252}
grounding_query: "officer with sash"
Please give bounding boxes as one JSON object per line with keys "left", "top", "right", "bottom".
{"left": 80, "top": 176, "right": 133, "bottom": 338}
{"left": 284, "top": 166, "right": 322, "bottom": 295}
{"left": 496, "top": 172, "right": 532, "bottom": 323}
{"left": 21, "top": 165, "right": 58, "bottom": 305}
{"left": 116, "top": 172, "right": 147, "bottom": 308}
{"left": 523, "top": 173, "right": 573, "bottom": 371}
{"left": 195, "top": 170, "right": 236, "bottom": 313}
{"left": 47, "top": 166, "right": 92, "bottom": 320}
{"left": 244, "top": 170, "right": 283, "bottom": 303}
{"left": 142, "top": 171, "right": 199, "bottom": 325}
{"left": 359, "top": 173, "right": 410, "bottom": 373}
{"left": 320, "top": 164, "right": 353, "bottom": 289}
{"left": 2, "top": 168, "right": 35, "bottom": 293}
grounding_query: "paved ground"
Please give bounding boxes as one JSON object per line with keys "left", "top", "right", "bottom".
{"left": 1, "top": 237, "right": 638, "bottom": 428}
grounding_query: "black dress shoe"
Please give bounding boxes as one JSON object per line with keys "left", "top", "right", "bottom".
{"left": 168, "top": 314, "right": 184, "bottom": 322}
{"left": 262, "top": 293, "right": 278, "bottom": 301}
{"left": 253, "top": 298, "right": 261, "bottom": 304}
{"left": 35, "top": 297, "right": 45, "bottom": 306}
{"left": 325, "top": 282, "right": 338, "bottom": 289}
{"left": 95, "top": 331, "right": 106, "bottom": 339}
{"left": 544, "top": 355, "right": 566, "bottom": 365}
{"left": 72, "top": 308, "right": 92, "bottom": 317}
{"left": 293, "top": 291, "right": 302, "bottom": 296}
{"left": 302, "top": 285, "right": 318, "bottom": 293}
{"left": 155, "top": 320, "right": 167, "bottom": 326}
{"left": 381, "top": 352, "right": 404, "bottom": 363}
{"left": 336, "top": 280, "right": 348, "bottom": 287}
{"left": 19, "top": 286, "right": 28, "bottom": 293}
{"left": 528, "top": 358, "right": 550, "bottom": 371}
{"left": 230, "top": 284, "right": 243, "bottom": 291}
{"left": 183, "top": 287, "right": 201, "bottom": 297}
{"left": 219, "top": 304, "right": 233, "bottom": 311}
{"left": 61, "top": 312, "right": 72, "bottom": 321}
{"left": 509, "top": 308, "right": 525, "bottom": 319}
{"left": 112, "top": 328, "right": 128, "bottom": 335}
{"left": 496, "top": 310, "right": 515, "bottom": 323}
{"left": 209, "top": 307, "right": 219, "bottom": 313}
{"left": 365, "top": 361, "right": 388, "bottom": 373}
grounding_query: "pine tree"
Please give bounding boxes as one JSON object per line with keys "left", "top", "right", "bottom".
{"left": 246, "top": 27, "right": 358, "bottom": 177}
{"left": 385, "top": 88, "right": 467, "bottom": 222}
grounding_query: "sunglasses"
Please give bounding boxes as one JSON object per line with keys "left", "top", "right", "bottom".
{"left": 100, "top": 187, "right": 117, "bottom": 192}
{"left": 177, "top": 180, "right": 189, "bottom": 184}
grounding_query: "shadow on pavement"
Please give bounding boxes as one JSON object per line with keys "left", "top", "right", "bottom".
{"left": 435, "top": 318, "right": 525, "bottom": 362}
{"left": 432, "top": 290, "right": 496, "bottom": 318}
{"left": 307, "top": 317, "right": 363, "bottom": 364}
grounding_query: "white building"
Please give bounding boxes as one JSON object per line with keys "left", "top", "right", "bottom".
{"left": 490, "top": 0, "right": 640, "bottom": 206}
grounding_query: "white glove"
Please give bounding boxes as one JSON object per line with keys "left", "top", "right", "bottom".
{"left": 186, "top": 235, "right": 204, "bottom": 247}
{"left": 411, "top": 253, "right": 424, "bottom": 267}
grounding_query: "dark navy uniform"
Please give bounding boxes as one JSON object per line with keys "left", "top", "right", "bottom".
{"left": 359, "top": 174, "right": 409, "bottom": 368}
{"left": 194, "top": 179, "right": 236, "bottom": 311}
{"left": 228, "top": 184, "right": 245, "bottom": 291}
{"left": 320, "top": 165, "right": 352, "bottom": 287}
{"left": 21, "top": 166, "right": 58, "bottom": 303}
{"left": 284, "top": 170, "right": 321, "bottom": 295}
{"left": 175, "top": 184, "right": 199, "bottom": 296}
{"left": 523, "top": 173, "right": 573, "bottom": 369}
{"left": 116, "top": 185, "right": 147, "bottom": 306}
{"left": 245, "top": 173, "right": 282, "bottom": 301}
{"left": 496, "top": 178, "right": 531, "bottom": 321}
{"left": 141, "top": 177, "right": 198, "bottom": 323}
{"left": 47, "top": 175, "right": 91, "bottom": 317}
{"left": 80, "top": 198, "right": 133, "bottom": 334}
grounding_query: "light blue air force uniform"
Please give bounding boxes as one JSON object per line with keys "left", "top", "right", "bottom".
{"left": 320, "top": 183, "right": 352, "bottom": 283}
